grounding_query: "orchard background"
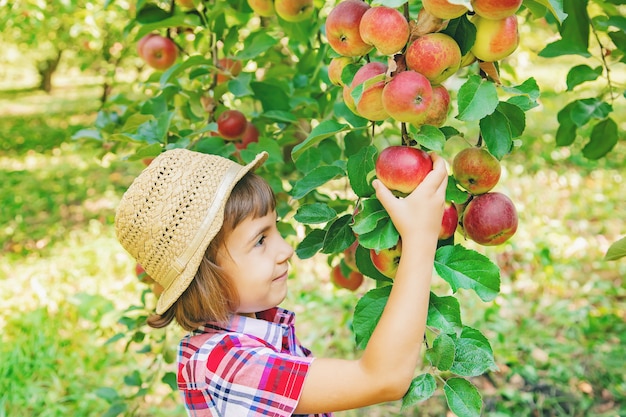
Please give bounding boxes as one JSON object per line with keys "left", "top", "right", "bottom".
{"left": 1, "top": 0, "right": 625, "bottom": 416}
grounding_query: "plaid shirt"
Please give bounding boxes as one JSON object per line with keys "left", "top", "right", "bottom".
{"left": 177, "top": 307, "right": 333, "bottom": 417}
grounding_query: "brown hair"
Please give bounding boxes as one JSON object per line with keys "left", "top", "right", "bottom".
{"left": 147, "top": 171, "right": 276, "bottom": 331}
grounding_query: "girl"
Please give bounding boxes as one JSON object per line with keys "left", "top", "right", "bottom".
{"left": 115, "top": 148, "right": 447, "bottom": 416}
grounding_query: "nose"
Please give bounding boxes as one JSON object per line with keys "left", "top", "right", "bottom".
{"left": 278, "top": 236, "right": 294, "bottom": 263}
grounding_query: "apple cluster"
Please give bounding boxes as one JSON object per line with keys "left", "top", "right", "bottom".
{"left": 215, "top": 109, "right": 261, "bottom": 151}
{"left": 325, "top": 0, "right": 521, "bottom": 127}
{"left": 452, "top": 147, "right": 518, "bottom": 246}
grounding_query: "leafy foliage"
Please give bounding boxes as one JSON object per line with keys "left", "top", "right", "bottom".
{"left": 25, "top": 0, "right": 621, "bottom": 416}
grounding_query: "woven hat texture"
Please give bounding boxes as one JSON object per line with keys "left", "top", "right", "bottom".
{"left": 115, "top": 148, "right": 268, "bottom": 314}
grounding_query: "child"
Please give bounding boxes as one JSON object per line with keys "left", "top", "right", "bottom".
{"left": 115, "top": 148, "right": 447, "bottom": 416}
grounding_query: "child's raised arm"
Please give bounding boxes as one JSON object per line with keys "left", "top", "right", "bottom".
{"left": 294, "top": 154, "right": 448, "bottom": 414}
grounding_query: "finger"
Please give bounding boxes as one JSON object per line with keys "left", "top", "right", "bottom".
{"left": 372, "top": 179, "right": 397, "bottom": 209}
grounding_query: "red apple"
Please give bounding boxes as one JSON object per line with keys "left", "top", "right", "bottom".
{"left": 421, "top": 0, "right": 469, "bottom": 19}
{"left": 405, "top": 33, "right": 462, "bottom": 84}
{"left": 439, "top": 202, "right": 458, "bottom": 240}
{"left": 235, "top": 122, "right": 260, "bottom": 150}
{"left": 247, "top": 0, "right": 275, "bottom": 16}
{"left": 375, "top": 146, "right": 433, "bottom": 196}
{"left": 326, "top": 0, "right": 374, "bottom": 57}
{"left": 138, "top": 34, "right": 178, "bottom": 70}
{"left": 343, "top": 61, "right": 389, "bottom": 121}
{"left": 275, "top": 0, "right": 314, "bottom": 22}
{"left": 423, "top": 84, "right": 451, "bottom": 127}
{"left": 216, "top": 58, "right": 243, "bottom": 84}
{"left": 328, "top": 56, "right": 353, "bottom": 86}
{"left": 359, "top": 6, "right": 410, "bottom": 56}
{"left": 137, "top": 33, "right": 157, "bottom": 58}
{"left": 471, "top": 15, "right": 519, "bottom": 62}
{"left": 461, "top": 192, "right": 518, "bottom": 245}
{"left": 370, "top": 240, "right": 402, "bottom": 280}
{"left": 382, "top": 70, "right": 434, "bottom": 126}
{"left": 331, "top": 264, "right": 364, "bottom": 291}
{"left": 452, "top": 147, "right": 501, "bottom": 195}
{"left": 135, "top": 263, "right": 154, "bottom": 284}
{"left": 217, "top": 110, "right": 248, "bottom": 140}
{"left": 472, "top": 0, "right": 522, "bottom": 20}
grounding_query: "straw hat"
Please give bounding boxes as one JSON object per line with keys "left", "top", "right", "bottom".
{"left": 115, "top": 148, "right": 268, "bottom": 314}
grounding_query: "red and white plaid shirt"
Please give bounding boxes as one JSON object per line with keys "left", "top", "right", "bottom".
{"left": 177, "top": 307, "right": 333, "bottom": 417}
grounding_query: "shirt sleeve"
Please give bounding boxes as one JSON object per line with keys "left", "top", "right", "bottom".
{"left": 179, "top": 334, "right": 315, "bottom": 417}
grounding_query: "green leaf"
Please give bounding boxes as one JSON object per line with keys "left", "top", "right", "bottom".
{"left": 427, "top": 293, "right": 463, "bottom": 334}
{"left": 446, "top": 176, "right": 470, "bottom": 204}
{"left": 251, "top": 81, "right": 290, "bottom": 112}
{"left": 352, "top": 198, "right": 387, "bottom": 235}
{"left": 605, "top": 236, "right": 626, "bottom": 261}
{"left": 228, "top": 72, "right": 254, "bottom": 98}
{"left": 426, "top": 333, "right": 456, "bottom": 371}
{"left": 161, "top": 372, "right": 177, "bottom": 391}
{"left": 456, "top": 75, "right": 499, "bottom": 122}
{"left": 539, "top": 0, "right": 591, "bottom": 57}
{"left": 291, "top": 120, "right": 350, "bottom": 160}
{"left": 582, "top": 118, "right": 618, "bottom": 160}
{"left": 102, "top": 403, "right": 127, "bottom": 417}
{"left": 322, "top": 214, "right": 356, "bottom": 254}
{"left": 353, "top": 286, "right": 391, "bottom": 349}
{"left": 357, "top": 218, "right": 399, "bottom": 251}
{"left": 502, "top": 77, "right": 540, "bottom": 100}
{"left": 479, "top": 110, "right": 513, "bottom": 159}
{"left": 401, "top": 373, "right": 437, "bottom": 409}
{"left": 413, "top": 125, "right": 446, "bottom": 152}
{"left": 450, "top": 327, "right": 497, "bottom": 377}
{"left": 159, "top": 55, "right": 213, "bottom": 85}
{"left": 261, "top": 110, "right": 299, "bottom": 123}
{"left": 236, "top": 32, "right": 279, "bottom": 60}
{"left": 444, "top": 378, "right": 483, "bottom": 417}
{"left": 496, "top": 101, "right": 526, "bottom": 138}
{"left": 570, "top": 98, "right": 613, "bottom": 127}
{"left": 555, "top": 101, "right": 578, "bottom": 146}
{"left": 566, "top": 64, "right": 603, "bottom": 91}
{"left": 434, "top": 245, "right": 501, "bottom": 302}
{"left": 294, "top": 203, "right": 337, "bottom": 224}
{"left": 71, "top": 128, "right": 103, "bottom": 142}
{"left": 295, "top": 228, "right": 325, "bottom": 259}
{"left": 290, "top": 165, "right": 345, "bottom": 199}
{"left": 95, "top": 387, "right": 120, "bottom": 403}
{"left": 525, "top": 0, "right": 567, "bottom": 22}
{"left": 442, "top": 14, "right": 476, "bottom": 56}
{"left": 127, "top": 143, "right": 163, "bottom": 161}
{"left": 347, "top": 146, "right": 377, "bottom": 197}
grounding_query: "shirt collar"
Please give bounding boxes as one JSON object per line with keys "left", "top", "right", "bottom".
{"left": 197, "top": 307, "right": 297, "bottom": 352}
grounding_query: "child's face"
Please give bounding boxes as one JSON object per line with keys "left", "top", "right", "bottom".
{"left": 216, "top": 210, "right": 294, "bottom": 315}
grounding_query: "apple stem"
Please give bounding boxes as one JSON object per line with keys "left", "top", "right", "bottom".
{"left": 476, "top": 133, "right": 483, "bottom": 147}
{"left": 401, "top": 123, "right": 411, "bottom": 146}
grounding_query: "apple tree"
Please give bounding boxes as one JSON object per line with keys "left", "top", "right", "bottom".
{"left": 1, "top": 0, "right": 133, "bottom": 98}
{"left": 74, "top": 0, "right": 623, "bottom": 415}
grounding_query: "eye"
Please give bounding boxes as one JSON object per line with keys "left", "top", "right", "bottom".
{"left": 255, "top": 234, "right": 267, "bottom": 247}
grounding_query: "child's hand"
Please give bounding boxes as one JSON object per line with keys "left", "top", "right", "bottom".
{"left": 372, "top": 153, "right": 448, "bottom": 241}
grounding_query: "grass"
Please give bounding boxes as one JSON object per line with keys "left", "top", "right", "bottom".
{"left": 1, "top": 72, "right": 625, "bottom": 417}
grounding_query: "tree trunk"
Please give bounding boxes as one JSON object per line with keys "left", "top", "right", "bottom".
{"left": 37, "top": 50, "right": 63, "bottom": 93}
